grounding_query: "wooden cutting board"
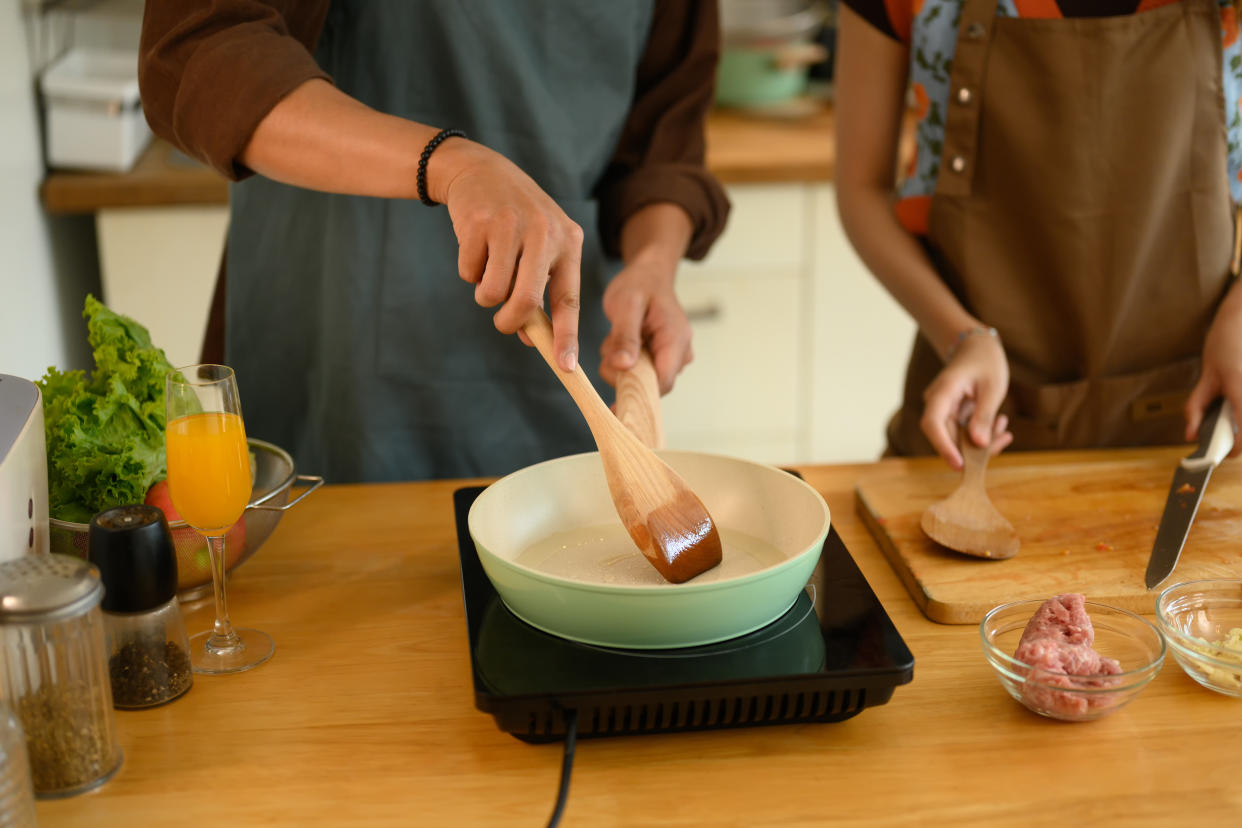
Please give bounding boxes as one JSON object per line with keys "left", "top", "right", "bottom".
{"left": 854, "top": 447, "right": 1242, "bottom": 624}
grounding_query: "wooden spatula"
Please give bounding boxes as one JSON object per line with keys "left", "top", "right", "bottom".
{"left": 522, "top": 310, "right": 722, "bottom": 583}
{"left": 920, "top": 431, "right": 1020, "bottom": 560}
{"left": 614, "top": 348, "right": 665, "bottom": 450}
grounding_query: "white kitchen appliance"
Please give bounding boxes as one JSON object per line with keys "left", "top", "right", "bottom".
{"left": 0, "top": 375, "right": 49, "bottom": 562}
{"left": 40, "top": 48, "right": 152, "bottom": 172}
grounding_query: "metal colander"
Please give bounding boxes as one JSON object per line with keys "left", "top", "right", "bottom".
{"left": 48, "top": 439, "right": 322, "bottom": 601}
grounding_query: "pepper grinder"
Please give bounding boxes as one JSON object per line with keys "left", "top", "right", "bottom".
{"left": 89, "top": 505, "right": 193, "bottom": 709}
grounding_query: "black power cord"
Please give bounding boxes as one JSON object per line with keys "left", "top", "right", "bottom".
{"left": 545, "top": 708, "right": 579, "bottom": 828}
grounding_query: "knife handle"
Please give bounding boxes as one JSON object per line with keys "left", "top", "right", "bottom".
{"left": 1184, "top": 398, "right": 1235, "bottom": 472}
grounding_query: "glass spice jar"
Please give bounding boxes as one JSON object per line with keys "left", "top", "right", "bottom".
{"left": 0, "top": 701, "right": 38, "bottom": 828}
{"left": 89, "top": 505, "right": 193, "bottom": 709}
{"left": 0, "top": 554, "right": 123, "bottom": 799}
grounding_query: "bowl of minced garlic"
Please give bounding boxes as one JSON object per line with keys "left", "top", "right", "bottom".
{"left": 1156, "top": 580, "right": 1242, "bottom": 698}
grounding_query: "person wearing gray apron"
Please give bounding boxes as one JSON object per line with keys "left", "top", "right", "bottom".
{"left": 834, "top": 0, "right": 1240, "bottom": 466}
{"left": 138, "top": 1, "right": 729, "bottom": 483}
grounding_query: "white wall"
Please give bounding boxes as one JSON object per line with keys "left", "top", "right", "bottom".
{"left": 0, "top": 1, "right": 135, "bottom": 383}
{"left": 70, "top": 0, "right": 143, "bottom": 51}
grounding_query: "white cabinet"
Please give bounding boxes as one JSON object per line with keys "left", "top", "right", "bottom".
{"left": 97, "top": 206, "right": 229, "bottom": 369}
{"left": 667, "top": 185, "right": 811, "bottom": 464}
{"left": 664, "top": 182, "right": 916, "bottom": 466}
{"left": 807, "top": 184, "right": 917, "bottom": 463}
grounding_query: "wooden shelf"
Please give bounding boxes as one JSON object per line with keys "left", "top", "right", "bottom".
{"left": 41, "top": 137, "right": 229, "bottom": 214}
{"left": 706, "top": 102, "right": 840, "bottom": 183}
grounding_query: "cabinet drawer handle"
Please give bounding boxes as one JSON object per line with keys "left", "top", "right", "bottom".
{"left": 685, "top": 303, "right": 723, "bottom": 323}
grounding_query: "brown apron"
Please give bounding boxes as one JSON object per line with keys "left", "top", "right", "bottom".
{"left": 887, "top": 0, "right": 1235, "bottom": 456}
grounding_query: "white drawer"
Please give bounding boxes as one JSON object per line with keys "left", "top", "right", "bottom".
{"left": 663, "top": 269, "right": 805, "bottom": 442}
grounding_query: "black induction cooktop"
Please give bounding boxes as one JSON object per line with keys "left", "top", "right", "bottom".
{"left": 454, "top": 485, "right": 914, "bottom": 743}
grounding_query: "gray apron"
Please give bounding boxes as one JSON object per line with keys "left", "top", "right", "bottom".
{"left": 225, "top": 1, "right": 656, "bottom": 482}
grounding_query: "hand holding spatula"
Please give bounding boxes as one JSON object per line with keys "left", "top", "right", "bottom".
{"left": 613, "top": 345, "right": 665, "bottom": 451}
{"left": 921, "top": 405, "right": 1020, "bottom": 560}
{"left": 521, "top": 309, "right": 722, "bottom": 583}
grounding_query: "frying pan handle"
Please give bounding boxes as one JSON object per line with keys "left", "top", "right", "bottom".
{"left": 249, "top": 474, "right": 324, "bottom": 512}
{"left": 615, "top": 349, "right": 665, "bottom": 450}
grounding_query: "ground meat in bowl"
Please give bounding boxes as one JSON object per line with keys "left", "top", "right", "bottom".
{"left": 1014, "top": 594, "right": 1122, "bottom": 717}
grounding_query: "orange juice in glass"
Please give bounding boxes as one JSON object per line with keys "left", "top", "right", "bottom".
{"left": 165, "top": 364, "right": 273, "bottom": 675}
{"left": 166, "top": 412, "right": 252, "bottom": 533}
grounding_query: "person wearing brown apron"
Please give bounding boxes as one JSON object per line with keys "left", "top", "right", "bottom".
{"left": 834, "top": 0, "right": 1241, "bottom": 467}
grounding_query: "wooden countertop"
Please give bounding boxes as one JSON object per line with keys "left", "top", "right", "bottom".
{"left": 37, "top": 454, "right": 1242, "bottom": 826}
{"left": 40, "top": 103, "right": 873, "bottom": 214}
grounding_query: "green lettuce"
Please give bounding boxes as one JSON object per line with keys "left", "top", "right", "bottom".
{"left": 37, "top": 295, "right": 177, "bottom": 523}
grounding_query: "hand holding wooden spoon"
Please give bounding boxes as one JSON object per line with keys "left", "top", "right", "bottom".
{"left": 920, "top": 411, "right": 1020, "bottom": 560}
{"left": 522, "top": 310, "right": 721, "bottom": 583}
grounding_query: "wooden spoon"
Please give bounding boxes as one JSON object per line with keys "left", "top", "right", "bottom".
{"left": 920, "top": 431, "right": 1020, "bottom": 560}
{"left": 522, "top": 310, "right": 722, "bottom": 583}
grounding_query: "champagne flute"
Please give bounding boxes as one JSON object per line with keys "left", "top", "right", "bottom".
{"left": 165, "top": 364, "right": 273, "bottom": 674}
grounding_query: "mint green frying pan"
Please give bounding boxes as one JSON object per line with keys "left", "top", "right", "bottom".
{"left": 467, "top": 450, "right": 831, "bottom": 649}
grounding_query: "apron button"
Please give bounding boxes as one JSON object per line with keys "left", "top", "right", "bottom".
{"left": 956, "top": 87, "right": 973, "bottom": 105}
{"left": 967, "top": 21, "right": 986, "bottom": 39}
{"left": 950, "top": 155, "right": 967, "bottom": 173}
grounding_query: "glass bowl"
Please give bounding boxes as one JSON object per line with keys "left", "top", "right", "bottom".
{"left": 48, "top": 439, "right": 320, "bottom": 601}
{"left": 980, "top": 599, "right": 1165, "bottom": 722}
{"left": 1155, "top": 579, "right": 1242, "bottom": 698}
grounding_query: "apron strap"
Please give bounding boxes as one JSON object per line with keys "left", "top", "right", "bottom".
{"left": 936, "top": 0, "right": 1002, "bottom": 199}
{"left": 1232, "top": 202, "right": 1242, "bottom": 277}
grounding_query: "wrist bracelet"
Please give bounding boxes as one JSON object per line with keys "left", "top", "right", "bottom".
{"left": 417, "top": 128, "right": 466, "bottom": 206}
{"left": 944, "top": 325, "right": 999, "bottom": 363}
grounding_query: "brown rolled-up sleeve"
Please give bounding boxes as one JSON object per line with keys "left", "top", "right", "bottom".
{"left": 139, "top": 0, "right": 332, "bottom": 181}
{"left": 596, "top": 0, "right": 731, "bottom": 261}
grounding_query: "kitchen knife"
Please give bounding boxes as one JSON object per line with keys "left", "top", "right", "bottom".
{"left": 1145, "top": 397, "right": 1236, "bottom": 589}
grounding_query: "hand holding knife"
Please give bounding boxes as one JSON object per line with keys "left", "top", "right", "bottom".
{"left": 1145, "top": 398, "right": 1237, "bottom": 589}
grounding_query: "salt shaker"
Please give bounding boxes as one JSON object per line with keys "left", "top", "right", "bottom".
{"left": 89, "top": 505, "right": 193, "bottom": 709}
{"left": 0, "top": 554, "right": 123, "bottom": 798}
{"left": 0, "top": 701, "right": 37, "bottom": 827}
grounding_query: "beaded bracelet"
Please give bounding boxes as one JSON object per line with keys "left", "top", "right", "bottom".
{"left": 417, "top": 128, "right": 466, "bottom": 206}
{"left": 944, "top": 325, "right": 999, "bottom": 363}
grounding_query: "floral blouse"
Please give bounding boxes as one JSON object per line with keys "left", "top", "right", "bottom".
{"left": 842, "top": 0, "right": 1242, "bottom": 234}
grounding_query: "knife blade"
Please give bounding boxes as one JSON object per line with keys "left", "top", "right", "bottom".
{"left": 1145, "top": 397, "right": 1236, "bottom": 589}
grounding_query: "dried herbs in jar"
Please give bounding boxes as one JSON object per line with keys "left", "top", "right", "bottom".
{"left": 0, "top": 555, "right": 124, "bottom": 798}
{"left": 14, "top": 680, "right": 118, "bottom": 794}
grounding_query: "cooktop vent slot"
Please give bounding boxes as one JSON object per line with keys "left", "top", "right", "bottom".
{"left": 521, "top": 691, "right": 872, "bottom": 739}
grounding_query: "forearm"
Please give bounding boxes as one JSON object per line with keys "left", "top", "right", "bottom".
{"left": 836, "top": 187, "right": 980, "bottom": 359}
{"left": 1217, "top": 273, "right": 1242, "bottom": 319}
{"left": 619, "top": 203, "right": 694, "bottom": 271}
{"left": 599, "top": 202, "right": 695, "bottom": 389}
{"left": 833, "top": 5, "right": 981, "bottom": 360}
{"left": 239, "top": 78, "right": 475, "bottom": 202}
